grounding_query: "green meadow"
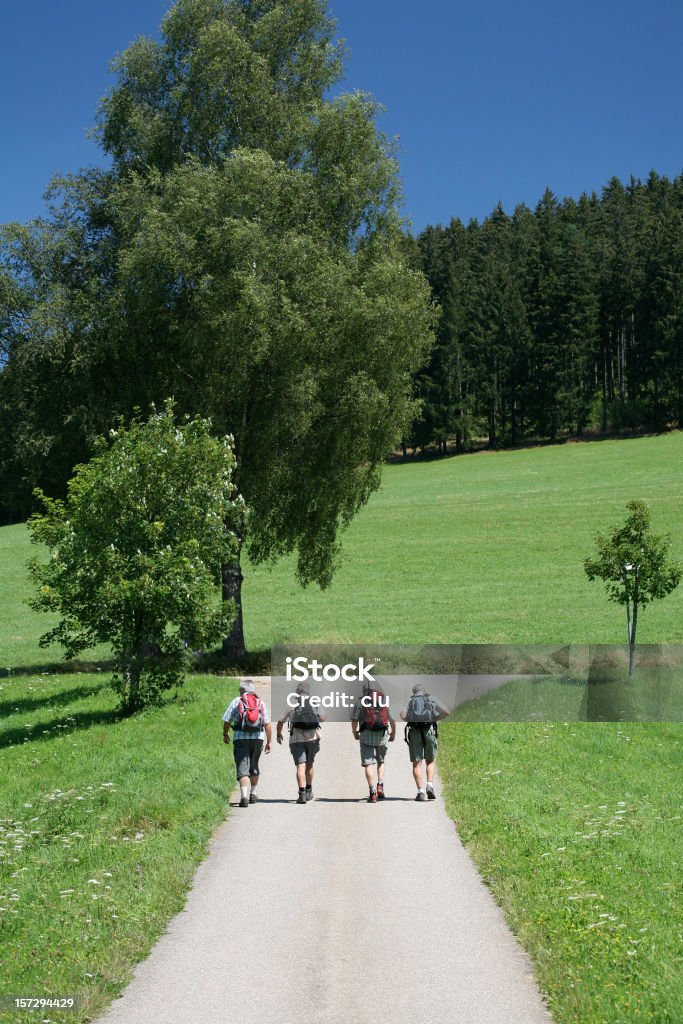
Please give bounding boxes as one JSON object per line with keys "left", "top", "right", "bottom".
{"left": 242, "top": 431, "right": 683, "bottom": 648}
{"left": 1, "top": 432, "right": 682, "bottom": 1022}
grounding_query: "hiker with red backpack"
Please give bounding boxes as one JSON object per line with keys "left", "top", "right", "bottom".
{"left": 223, "top": 680, "right": 272, "bottom": 808}
{"left": 351, "top": 683, "right": 396, "bottom": 803}
{"left": 400, "top": 683, "right": 449, "bottom": 802}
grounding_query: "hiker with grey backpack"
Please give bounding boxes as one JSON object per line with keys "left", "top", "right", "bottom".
{"left": 400, "top": 684, "right": 449, "bottom": 801}
{"left": 276, "top": 681, "right": 326, "bottom": 804}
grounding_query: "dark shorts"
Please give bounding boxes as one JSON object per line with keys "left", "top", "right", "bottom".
{"left": 408, "top": 726, "right": 437, "bottom": 763}
{"left": 233, "top": 738, "right": 264, "bottom": 779}
{"left": 290, "top": 739, "right": 320, "bottom": 765}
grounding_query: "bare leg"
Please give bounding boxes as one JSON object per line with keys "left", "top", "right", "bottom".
{"left": 425, "top": 760, "right": 436, "bottom": 785}
{"left": 305, "top": 763, "right": 314, "bottom": 787}
{"left": 377, "top": 761, "right": 385, "bottom": 783}
{"left": 364, "top": 763, "right": 376, "bottom": 788}
{"left": 412, "top": 760, "right": 423, "bottom": 789}
{"left": 296, "top": 763, "right": 306, "bottom": 788}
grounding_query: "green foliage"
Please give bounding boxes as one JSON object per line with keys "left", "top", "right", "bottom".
{"left": 584, "top": 500, "right": 682, "bottom": 672}
{"left": 26, "top": 404, "right": 240, "bottom": 710}
{"left": 584, "top": 500, "right": 682, "bottom": 609}
{"left": 0, "top": 0, "right": 435, "bottom": 613}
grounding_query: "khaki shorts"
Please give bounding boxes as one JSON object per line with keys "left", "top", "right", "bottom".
{"left": 408, "top": 726, "right": 437, "bottom": 763}
{"left": 290, "top": 739, "right": 320, "bottom": 765}
{"left": 360, "top": 742, "right": 388, "bottom": 766}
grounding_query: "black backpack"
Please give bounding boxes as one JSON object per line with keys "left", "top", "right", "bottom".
{"left": 291, "top": 699, "right": 321, "bottom": 730}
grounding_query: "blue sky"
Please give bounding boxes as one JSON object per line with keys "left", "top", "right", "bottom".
{"left": 1, "top": 1, "right": 682, "bottom": 232}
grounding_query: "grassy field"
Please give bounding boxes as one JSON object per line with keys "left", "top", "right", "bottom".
{"left": 243, "top": 431, "right": 683, "bottom": 648}
{"left": 2, "top": 432, "right": 683, "bottom": 1022}
{"left": 0, "top": 672, "right": 238, "bottom": 1024}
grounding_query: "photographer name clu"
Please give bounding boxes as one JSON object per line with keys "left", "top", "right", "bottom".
{"left": 285, "top": 691, "right": 388, "bottom": 709}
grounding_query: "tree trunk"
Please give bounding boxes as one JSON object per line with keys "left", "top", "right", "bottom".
{"left": 222, "top": 533, "right": 246, "bottom": 660}
{"left": 629, "top": 601, "right": 638, "bottom": 678}
{"left": 120, "top": 607, "right": 145, "bottom": 713}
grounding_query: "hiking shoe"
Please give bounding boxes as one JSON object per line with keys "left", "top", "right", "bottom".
{"left": 305, "top": 788, "right": 314, "bottom": 802}
{"left": 415, "top": 791, "right": 427, "bottom": 802}
{"left": 368, "top": 790, "right": 378, "bottom": 803}
{"left": 296, "top": 791, "right": 307, "bottom": 804}
{"left": 377, "top": 783, "right": 385, "bottom": 800}
{"left": 239, "top": 797, "right": 249, "bottom": 808}
{"left": 249, "top": 793, "right": 259, "bottom": 804}
{"left": 426, "top": 787, "right": 436, "bottom": 800}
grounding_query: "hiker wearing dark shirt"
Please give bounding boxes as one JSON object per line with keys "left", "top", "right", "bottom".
{"left": 351, "top": 683, "right": 396, "bottom": 803}
{"left": 400, "top": 683, "right": 449, "bottom": 802}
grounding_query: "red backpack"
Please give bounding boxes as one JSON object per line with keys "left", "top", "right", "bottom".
{"left": 360, "top": 689, "right": 389, "bottom": 732}
{"left": 233, "top": 692, "right": 265, "bottom": 732}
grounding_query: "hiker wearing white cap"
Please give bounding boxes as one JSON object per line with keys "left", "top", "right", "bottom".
{"left": 223, "top": 680, "right": 272, "bottom": 808}
{"left": 400, "top": 684, "right": 449, "bottom": 801}
{"left": 276, "top": 681, "right": 326, "bottom": 804}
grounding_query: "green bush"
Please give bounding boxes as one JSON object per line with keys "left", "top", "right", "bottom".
{"left": 27, "top": 402, "right": 241, "bottom": 711}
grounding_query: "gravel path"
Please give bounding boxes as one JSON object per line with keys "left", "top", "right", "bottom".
{"left": 99, "top": 678, "right": 553, "bottom": 1024}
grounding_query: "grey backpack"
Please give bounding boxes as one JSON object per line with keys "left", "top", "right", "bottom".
{"left": 406, "top": 693, "right": 437, "bottom": 725}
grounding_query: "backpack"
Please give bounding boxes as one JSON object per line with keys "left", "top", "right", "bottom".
{"left": 290, "top": 699, "right": 321, "bottom": 730}
{"left": 359, "top": 689, "right": 390, "bottom": 732}
{"left": 232, "top": 692, "right": 265, "bottom": 732}
{"left": 406, "top": 692, "right": 437, "bottom": 727}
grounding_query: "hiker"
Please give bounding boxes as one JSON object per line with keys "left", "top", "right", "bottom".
{"left": 400, "top": 684, "right": 449, "bottom": 801}
{"left": 351, "top": 682, "right": 396, "bottom": 802}
{"left": 223, "top": 680, "right": 272, "bottom": 808}
{"left": 276, "top": 681, "right": 325, "bottom": 804}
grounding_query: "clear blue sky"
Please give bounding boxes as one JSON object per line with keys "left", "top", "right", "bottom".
{"left": 1, "top": 1, "right": 682, "bottom": 232}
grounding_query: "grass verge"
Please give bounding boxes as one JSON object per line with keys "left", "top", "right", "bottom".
{"left": 0, "top": 672, "right": 237, "bottom": 1023}
{"left": 438, "top": 722, "right": 683, "bottom": 1023}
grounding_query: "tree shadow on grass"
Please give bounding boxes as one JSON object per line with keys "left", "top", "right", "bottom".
{"left": 0, "top": 681, "right": 112, "bottom": 719}
{"left": 192, "top": 648, "right": 272, "bottom": 676}
{"left": 0, "top": 706, "right": 124, "bottom": 750}
{"left": 0, "top": 659, "right": 115, "bottom": 679}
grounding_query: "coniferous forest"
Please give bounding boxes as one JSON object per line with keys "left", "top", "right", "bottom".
{"left": 409, "top": 171, "right": 683, "bottom": 453}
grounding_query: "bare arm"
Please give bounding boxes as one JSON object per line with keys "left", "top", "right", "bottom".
{"left": 435, "top": 700, "right": 450, "bottom": 721}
